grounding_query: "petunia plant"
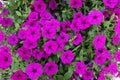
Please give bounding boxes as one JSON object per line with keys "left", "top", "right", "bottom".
{"left": 0, "top": 0, "right": 120, "bottom": 80}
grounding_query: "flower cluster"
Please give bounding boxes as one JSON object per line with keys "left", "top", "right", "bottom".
{"left": 0, "top": 0, "right": 120, "bottom": 80}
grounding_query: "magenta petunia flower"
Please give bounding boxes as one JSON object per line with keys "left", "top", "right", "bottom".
{"left": 93, "top": 35, "right": 106, "bottom": 49}
{"left": 82, "top": 70, "right": 94, "bottom": 80}
{"left": 77, "top": 16, "right": 91, "bottom": 30}
{"left": 61, "top": 50, "right": 74, "bottom": 64}
{"left": 49, "top": 0, "right": 58, "bottom": 10}
{"left": 0, "top": 2, "right": 2, "bottom": 9}
{"left": 17, "top": 47, "right": 31, "bottom": 61}
{"left": 73, "top": 12, "right": 83, "bottom": 20}
{"left": 11, "top": 70, "right": 27, "bottom": 80}
{"left": 95, "top": 48, "right": 112, "bottom": 60}
{"left": 113, "top": 8, "right": 120, "bottom": 20}
{"left": 44, "top": 61, "right": 58, "bottom": 75}
{"left": 108, "top": 62, "right": 118, "bottom": 75}
{"left": 94, "top": 54, "right": 107, "bottom": 65}
{"left": 7, "top": 34, "right": 18, "bottom": 45}
{"left": 33, "top": 0, "right": 46, "bottom": 13}
{"left": 70, "top": 0, "right": 82, "bottom": 8}
{"left": 0, "top": 30, "right": 5, "bottom": 44}
{"left": 115, "top": 50, "right": 120, "bottom": 62}
{"left": 114, "top": 21, "right": 120, "bottom": 35}
{"left": 0, "top": 52, "right": 12, "bottom": 70}
{"left": 45, "top": 19, "right": 60, "bottom": 29}
{"left": 97, "top": 76, "right": 105, "bottom": 80}
{"left": 103, "top": 0, "right": 119, "bottom": 9}
{"left": 41, "top": 50, "right": 51, "bottom": 58}
{"left": 1, "top": 18, "right": 13, "bottom": 27}
{"left": 2, "top": 9, "right": 9, "bottom": 15}
{"left": 26, "top": 20, "right": 40, "bottom": 28}
{"left": 56, "top": 32, "right": 70, "bottom": 43}
{"left": 102, "top": 10, "right": 109, "bottom": 19}
{"left": 32, "top": 49, "right": 42, "bottom": 59}
{"left": 75, "top": 61, "right": 86, "bottom": 75}
{"left": 44, "top": 40, "right": 57, "bottom": 55}
{"left": 28, "top": 11, "right": 38, "bottom": 21}
{"left": 40, "top": 11, "right": 52, "bottom": 19}
{"left": 72, "top": 33, "right": 82, "bottom": 45}
{"left": 25, "top": 26, "right": 40, "bottom": 41}
{"left": 25, "top": 62, "right": 43, "bottom": 79}
{"left": 0, "top": 45, "right": 10, "bottom": 53}
{"left": 23, "top": 39, "right": 37, "bottom": 50}
{"left": 55, "top": 40, "right": 65, "bottom": 52}
{"left": 88, "top": 10, "right": 103, "bottom": 25}
{"left": 18, "top": 29, "right": 26, "bottom": 40}
{"left": 112, "top": 34, "right": 120, "bottom": 45}
{"left": 60, "top": 21, "right": 71, "bottom": 32}
{"left": 99, "top": 67, "right": 108, "bottom": 76}
{"left": 42, "top": 25, "right": 56, "bottom": 39}
{"left": 70, "top": 19, "right": 80, "bottom": 32}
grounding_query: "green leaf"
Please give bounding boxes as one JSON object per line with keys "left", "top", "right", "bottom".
{"left": 64, "top": 70, "right": 73, "bottom": 80}
{"left": 16, "top": 11, "right": 22, "bottom": 16}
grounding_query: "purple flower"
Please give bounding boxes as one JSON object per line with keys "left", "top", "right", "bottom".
{"left": 103, "top": 0, "right": 119, "bottom": 9}
{"left": 60, "top": 21, "right": 71, "bottom": 32}
{"left": 73, "top": 12, "right": 83, "bottom": 20}
{"left": 45, "top": 19, "right": 60, "bottom": 29}
{"left": 56, "top": 32, "right": 70, "bottom": 43}
{"left": 93, "top": 35, "right": 106, "bottom": 49}
{"left": 42, "top": 26, "right": 56, "bottom": 39}
{"left": 0, "top": 45, "right": 10, "bottom": 53}
{"left": 108, "top": 62, "right": 118, "bottom": 75}
{"left": 25, "top": 62, "right": 43, "bottom": 79}
{"left": 17, "top": 47, "right": 31, "bottom": 61}
{"left": 2, "top": 18, "right": 13, "bottom": 27}
{"left": 0, "top": 2, "right": 2, "bottom": 9}
{"left": 95, "top": 48, "right": 112, "bottom": 60}
{"left": 88, "top": 10, "right": 103, "bottom": 25}
{"left": 7, "top": 35, "right": 18, "bottom": 45}
{"left": 115, "top": 50, "right": 120, "bottom": 62}
{"left": 44, "top": 40, "right": 57, "bottom": 55}
{"left": 2, "top": 9, "right": 9, "bottom": 15}
{"left": 0, "top": 30, "right": 5, "bottom": 44}
{"left": 32, "top": 49, "right": 42, "bottom": 59}
{"left": 70, "top": 0, "right": 82, "bottom": 8}
{"left": 41, "top": 50, "right": 51, "bottom": 58}
{"left": 0, "top": 52, "right": 12, "bottom": 70}
{"left": 11, "top": 70, "right": 27, "bottom": 80}
{"left": 102, "top": 10, "right": 109, "bottom": 19}
{"left": 26, "top": 20, "right": 40, "bottom": 28}
{"left": 18, "top": 29, "right": 26, "bottom": 40}
{"left": 82, "top": 70, "right": 94, "bottom": 80}
{"left": 112, "top": 34, "right": 120, "bottom": 45}
{"left": 40, "top": 11, "right": 52, "bottom": 19}
{"left": 25, "top": 26, "right": 40, "bottom": 41}
{"left": 99, "top": 67, "right": 108, "bottom": 76}
{"left": 61, "top": 50, "right": 74, "bottom": 64}
{"left": 33, "top": 0, "right": 46, "bottom": 13}
{"left": 94, "top": 54, "right": 107, "bottom": 65}
{"left": 72, "top": 33, "right": 82, "bottom": 45}
{"left": 28, "top": 11, "right": 38, "bottom": 21}
{"left": 55, "top": 40, "right": 65, "bottom": 52}
{"left": 23, "top": 39, "right": 37, "bottom": 50}
{"left": 97, "top": 76, "right": 105, "bottom": 80}
{"left": 75, "top": 61, "right": 86, "bottom": 75}
{"left": 44, "top": 61, "right": 58, "bottom": 75}
{"left": 113, "top": 8, "right": 120, "bottom": 20}
{"left": 77, "top": 16, "right": 91, "bottom": 30}
{"left": 114, "top": 21, "right": 120, "bottom": 35}
{"left": 70, "top": 19, "right": 80, "bottom": 32}
{"left": 49, "top": 0, "right": 58, "bottom": 10}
